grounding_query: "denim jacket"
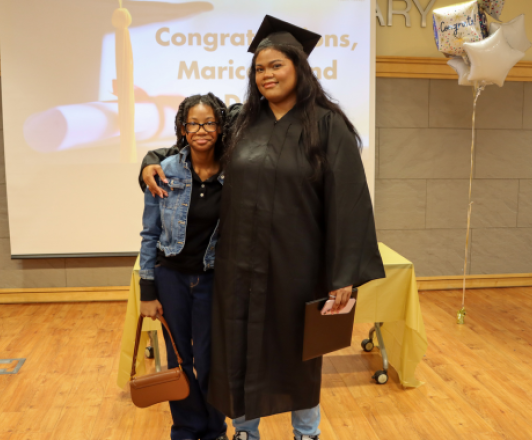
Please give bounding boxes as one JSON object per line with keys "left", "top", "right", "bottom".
{"left": 139, "top": 146, "right": 224, "bottom": 280}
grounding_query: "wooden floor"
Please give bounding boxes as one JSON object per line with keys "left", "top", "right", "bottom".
{"left": 1, "top": 287, "right": 532, "bottom": 440}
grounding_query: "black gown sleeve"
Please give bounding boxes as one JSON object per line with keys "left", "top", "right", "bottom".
{"left": 223, "top": 103, "right": 243, "bottom": 143}
{"left": 226, "top": 103, "right": 243, "bottom": 124}
{"left": 322, "top": 112, "right": 385, "bottom": 291}
{"left": 138, "top": 146, "right": 180, "bottom": 191}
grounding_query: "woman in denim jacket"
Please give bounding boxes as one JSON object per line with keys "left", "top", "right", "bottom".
{"left": 139, "top": 93, "right": 229, "bottom": 440}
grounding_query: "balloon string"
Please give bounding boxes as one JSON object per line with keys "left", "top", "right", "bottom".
{"left": 462, "top": 83, "right": 485, "bottom": 309}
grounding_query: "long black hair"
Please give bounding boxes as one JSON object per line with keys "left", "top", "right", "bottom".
{"left": 174, "top": 93, "right": 228, "bottom": 161}
{"left": 225, "top": 39, "right": 362, "bottom": 178}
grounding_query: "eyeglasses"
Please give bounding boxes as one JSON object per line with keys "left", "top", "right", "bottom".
{"left": 183, "top": 122, "right": 219, "bottom": 133}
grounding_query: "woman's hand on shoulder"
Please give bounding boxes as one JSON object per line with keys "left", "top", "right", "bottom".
{"left": 143, "top": 165, "right": 169, "bottom": 198}
{"left": 140, "top": 299, "right": 163, "bottom": 320}
{"left": 328, "top": 285, "right": 353, "bottom": 314}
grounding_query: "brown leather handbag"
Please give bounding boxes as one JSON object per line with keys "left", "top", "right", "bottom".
{"left": 129, "top": 314, "right": 190, "bottom": 408}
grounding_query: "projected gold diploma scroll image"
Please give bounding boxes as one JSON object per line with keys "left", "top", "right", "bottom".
{"left": 22, "top": 0, "right": 213, "bottom": 163}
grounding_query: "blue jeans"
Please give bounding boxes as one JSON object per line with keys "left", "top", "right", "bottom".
{"left": 232, "top": 405, "right": 321, "bottom": 440}
{"left": 156, "top": 266, "right": 227, "bottom": 440}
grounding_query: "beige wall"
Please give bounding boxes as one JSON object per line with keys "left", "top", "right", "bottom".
{"left": 376, "top": 0, "right": 532, "bottom": 61}
{"left": 375, "top": 78, "right": 532, "bottom": 276}
{"left": 0, "top": 78, "right": 531, "bottom": 287}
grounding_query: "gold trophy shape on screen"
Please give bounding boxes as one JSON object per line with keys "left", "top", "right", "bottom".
{"left": 113, "top": 0, "right": 136, "bottom": 163}
{"left": 22, "top": 0, "right": 213, "bottom": 163}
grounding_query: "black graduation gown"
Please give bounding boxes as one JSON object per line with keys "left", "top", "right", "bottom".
{"left": 140, "top": 101, "right": 385, "bottom": 420}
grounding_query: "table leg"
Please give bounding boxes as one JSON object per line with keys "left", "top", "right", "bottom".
{"left": 374, "top": 323, "right": 389, "bottom": 373}
{"left": 363, "top": 323, "right": 389, "bottom": 384}
{"left": 149, "top": 330, "right": 162, "bottom": 372}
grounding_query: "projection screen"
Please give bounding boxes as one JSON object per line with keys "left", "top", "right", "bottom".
{"left": 0, "top": 0, "right": 376, "bottom": 257}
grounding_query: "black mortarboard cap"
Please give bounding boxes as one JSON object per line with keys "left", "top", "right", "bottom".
{"left": 248, "top": 15, "right": 322, "bottom": 56}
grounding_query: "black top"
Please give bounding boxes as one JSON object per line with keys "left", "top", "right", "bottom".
{"left": 140, "top": 163, "right": 222, "bottom": 301}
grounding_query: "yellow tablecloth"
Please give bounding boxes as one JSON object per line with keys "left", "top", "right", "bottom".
{"left": 117, "top": 257, "right": 161, "bottom": 389}
{"left": 117, "top": 243, "right": 427, "bottom": 389}
{"left": 356, "top": 243, "right": 427, "bottom": 387}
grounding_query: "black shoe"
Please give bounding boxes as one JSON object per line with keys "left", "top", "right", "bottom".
{"left": 298, "top": 436, "right": 320, "bottom": 440}
{"left": 233, "top": 432, "right": 249, "bottom": 440}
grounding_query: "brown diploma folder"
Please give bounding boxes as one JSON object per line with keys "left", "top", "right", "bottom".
{"left": 302, "top": 295, "right": 357, "bottom": 361}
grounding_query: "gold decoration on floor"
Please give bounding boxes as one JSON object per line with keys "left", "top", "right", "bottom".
{"left": 456, "top": 306, "right": 467, "bottom": 325}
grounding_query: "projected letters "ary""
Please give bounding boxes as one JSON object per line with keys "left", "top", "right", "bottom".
{"left": 376, "top": 0, "right": 437, "bottom": 28}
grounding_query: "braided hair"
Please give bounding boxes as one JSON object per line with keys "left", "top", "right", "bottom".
{"left": 174, "top": 93, "right": 228, "bottom": 161}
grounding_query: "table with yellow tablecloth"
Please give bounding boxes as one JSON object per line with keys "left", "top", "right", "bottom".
{"left": 116, "top": 257, "right": 161, "bottom": 389}
{"left": 117, "top": 243, "right": 427, "bottom": 389}
{"left": 356, "top": 243, "right": 427, "bottom": 387}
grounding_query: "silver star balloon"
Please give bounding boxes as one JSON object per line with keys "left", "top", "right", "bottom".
{"left": 464, "top": 28, "right": 524, "bottom": 87}
{"left": 448, "top": 57, "right": 474, "bottom": 86}
{"left": 490, "top": 14, "right": 532, "bottom": 54}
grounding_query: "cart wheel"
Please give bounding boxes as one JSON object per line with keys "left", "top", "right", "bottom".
{"left": 361, "top": 339, "right": 374, "bottom": 352}
{"left": 145, "top": 346, "right": 154, "bottom": 359}
{"left": 372, "top": 370, "right": 388, "bottom": 385}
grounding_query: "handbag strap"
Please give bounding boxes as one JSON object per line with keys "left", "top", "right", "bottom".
{"left": 130, "top": 313, "right": 184, "bottom": 380}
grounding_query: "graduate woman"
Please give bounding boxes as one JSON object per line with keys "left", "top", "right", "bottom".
{"left": 139, "top": 93, "right": 229, "bottom": 440}
{"left": 141, "top": 17, "right": 385, "bottom": 440}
